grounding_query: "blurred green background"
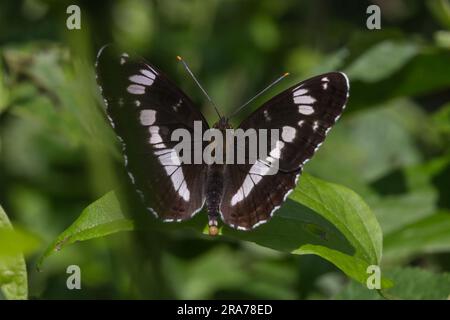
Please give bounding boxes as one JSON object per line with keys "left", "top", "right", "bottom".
{"left": 1, "top": 0, "right": 450, "bottom": 299}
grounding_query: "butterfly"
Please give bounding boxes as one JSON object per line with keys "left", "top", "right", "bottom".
{"left": 95, "top": 45, "right": 349, "bottom": 236}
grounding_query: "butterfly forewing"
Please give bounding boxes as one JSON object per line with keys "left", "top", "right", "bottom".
{"left": 220, "top": 72, "right": 349, "bottom": 230}
{"left": 95, "top": 46, "right": 208, "bottom": 221}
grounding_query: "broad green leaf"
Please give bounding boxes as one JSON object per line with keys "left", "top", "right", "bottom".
{"left": 37, "top": 192, "right": 134, "bottom": 270}
{"left": 289, "top": 174, "right": 382, "bottom": 265}
{"left": 40, "top": 175, "right": 389, "bottom": 288}
{"left": 292, "top": 244, "right": 391, "bottom": 289}
{"left": 345, "top": 41, "right": 418, "bottom": 82}
{"left": 384, "top": 212, "right": 450, "bottom": 261}
{"left": 336, "top": 267, "right": 450, "bottom": 300}
{"left": 0, "top": 206, "right": 29, "bottom": 300}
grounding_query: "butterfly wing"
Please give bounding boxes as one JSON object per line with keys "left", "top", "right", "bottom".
{"left": 96, "top": 46, "right": 208, "bottom": 221}
{"left": 220, "top": 72, "right": 349, "bottom": 230}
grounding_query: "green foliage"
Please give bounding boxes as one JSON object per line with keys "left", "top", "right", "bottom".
{"left": 39, "top": 175, "right": 392, "bottom": 289}
{"left": 0, "top": 206, "right": 40, "bottom": 300}
{"left": 345, "top": 41, "right": 418, "bottom": 83}
{"left": 336, "top": 268, "right": 450, "bottom": 300}
{"left": 384, "top": 212, "right": 450, "bottom": 260}
{"left": 37, "top": 192, "right": 134, "bottom": 271}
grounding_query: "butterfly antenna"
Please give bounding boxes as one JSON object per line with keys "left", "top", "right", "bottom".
{"left": 228, "top": 72, "right": 290, "bottom": 119}
{"left": 176, "top": 56, "right": 222, "bottom": 119}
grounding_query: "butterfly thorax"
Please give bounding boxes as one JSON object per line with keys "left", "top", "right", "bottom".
{"left": 212, "top": 117, "right": 232, "bottom": 130}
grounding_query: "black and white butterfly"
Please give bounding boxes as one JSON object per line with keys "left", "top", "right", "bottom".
{"left": 95, "top": 45, "right": 349, "bottom": 235}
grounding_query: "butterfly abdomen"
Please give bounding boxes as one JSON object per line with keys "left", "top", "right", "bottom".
{"left": 205, "top": 163, "right": 225, "bottom": 235}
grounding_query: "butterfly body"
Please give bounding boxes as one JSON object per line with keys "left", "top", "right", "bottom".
{"left": 205, "top": 117, "right": 231, "bottom": 234}
{"left": 95, "top": 46, "right": 349, "bottom": 234}
{"left": 205, "top": 162, "right": 225, "bottom": 231}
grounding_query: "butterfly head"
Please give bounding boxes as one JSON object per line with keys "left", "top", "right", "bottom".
{"left": 213, "top": 117, "right": 232, "bottom": 130}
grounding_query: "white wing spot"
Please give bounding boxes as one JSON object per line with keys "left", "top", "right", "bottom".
{"left": 293, "top": 88, "right": 308, "bottom": 96}
{"left": 139, "top": 109, "right": 156, "bottom": 126}
{"left": 231, "top": 188, "right": 244, "bottom": 206}
{"left": 282, "top": 126, "right": 296, "bottom": 142}
{"left": 294, "top": 95, "right": 316, "bottom": 105}
{"left": 269, "top": 140, "right": 285, "bottom": 159}
{"left": 164, "top": 165, "right": 178, "bottom": 175}
{"left": 242, "top": 176, "right": 254, "bottom": 197}
{"left": 230, "top": 140, "right": 287, "bottom": 206}
{"left": 146, "top": 65, "right": 159, "bottom": 76}
{"left": 158, "top": 149, "right": 181, "bottom": 166}
{"left": 178, "top": 181, "right": 190, "bottom": 201}
{"left": 170, "top": 167, "right": 183, "bottom": 191}
{"left": 298, "top": 105, "right": 314, "bottom": 115}
{"left": 251, "top": 174, "right": 262, "bottom": 184}
{"left": 140, "top": 69, "right": 156, "bottom": 80}
{"left": 120, "top": 53, "right": 128, "bottom": 65}
{"left": 154, "top": 143, "right": 166, "bottom": 149}
{"left": 249, "top": 160, "right": 271, "bottom": 176}
{"left": 172, "top": 99, "right": 182, "bottom": 112}
{"left": 127, "top": 84, "right": 145, "bottom": 95}
{"left": 298, "top": 120, "right": 305, "bottom": 127}
{"left": 149, "top": 126, "right": 163, "bottom": 144}
{"left": 313, "top": 121, "right": 319, "bottom": 131}
{"left": 130, "top": 75, "right": 154, "bottom": 86}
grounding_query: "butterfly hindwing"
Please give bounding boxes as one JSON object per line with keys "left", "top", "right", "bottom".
{"left": 95, "top": 46, "right": 208, "bottom": 221}
{"left": 219, "top": 72, "right": 349, "bottom": 230}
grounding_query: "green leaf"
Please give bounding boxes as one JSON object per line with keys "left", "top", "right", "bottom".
{"left": 307, "top": 99, "right": 423, "bottom": 186}
{"left": 372, "top": 189, "right": 437, "bottom": 234}
{"left": 345, "top": 41, "right": 418, "bottom": 83}
{"left": 384, "top": 212, "right": 450, "bottom": 261}
{"left": 290, "top": 174, "right": 382, "bottom": 265}
{"left": 349, "top": 50, "right": 450, "bottom": 110}
{"left": 0, "top": 206, "right": 29, "bottom": 300}
{"left": 336, "top": 267, "right": 450, "bottom": 300}
{"left": 40, "top": 175, "right": 388, "bottom": 288}
{"left": 37, "top": 191, "right": 134, "bottom": 270}
{"left": 292, "top": 244, "right": 391, "bottom": 289}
